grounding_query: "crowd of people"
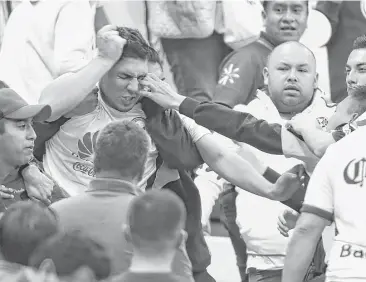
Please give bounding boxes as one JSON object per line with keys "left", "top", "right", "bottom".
{"left": 0, "top": 1, "right": 366, "bottom": 282}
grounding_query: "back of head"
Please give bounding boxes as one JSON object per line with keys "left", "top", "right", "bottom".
{"left": 127, "top": 190, "right": 186, "bottom": 253}
{"left": 0, "top": 201, "right": 58, "bottom": 265}
{"left": 117, "top": 27, "right": 150, "bottom": 62}
{"left": 29, "top": 231, "right": 111, "bottom": 280}
{"left": 93, "top": 120, "right": 150, "bottom": 181}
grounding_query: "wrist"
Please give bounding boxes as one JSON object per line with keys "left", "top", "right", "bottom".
{"left": 95, "top": 54, "right": 117, "bottom": 69}
{"left": 171, "top": 95, "right": 186, "bottom": 111}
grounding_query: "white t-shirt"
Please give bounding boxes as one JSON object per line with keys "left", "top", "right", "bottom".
{"left": 0, "top": 1, "right": 97, "bottom": 104}
{"left": 44, "top": 98, "right": 209, "bottom": 197}
{"left": 302, "top": 126, "right": 366, "bottom": 282}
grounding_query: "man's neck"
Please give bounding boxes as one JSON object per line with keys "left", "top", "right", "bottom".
{"left": 95, "top": 171, "right": 138, "bottom": 185}
{"left": 128, "top": 253, "right": 174, "bottom": 274}
{"left": 0, "top": 158, "right": 16, "bottom": 184}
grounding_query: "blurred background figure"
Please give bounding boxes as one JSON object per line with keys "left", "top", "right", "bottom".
{"left": 315, "top": 1, "right": 366, "bottom": 103}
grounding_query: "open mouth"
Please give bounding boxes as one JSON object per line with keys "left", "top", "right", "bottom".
{"left": 280, "top": 26, "right": 296, "bottom": 32}
{"left": 25, "top": 146, "right": 34, "bottom": 151}
{"left": 120, "top": 96, "right": 136, "bottom": 102}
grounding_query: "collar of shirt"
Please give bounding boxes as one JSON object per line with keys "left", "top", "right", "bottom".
{"left": 257, "top": 32, "right": 277, "bottom": 50}
{"left": 87, "top": 178, "right": 139, "bottom": 196}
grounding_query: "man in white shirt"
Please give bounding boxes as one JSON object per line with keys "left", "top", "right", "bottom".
{"left": 283, "top": 126, "right": 366, "bottom": 282}
{"left": 0, "top": 0, "right": 108, "bottom": 104}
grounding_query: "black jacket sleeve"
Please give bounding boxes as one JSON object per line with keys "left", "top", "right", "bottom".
{"left": 142, "top": 98, "right": 204, "bottom": 171}
{"left": 179, "top": 97, "right": 283, "bottom": 155}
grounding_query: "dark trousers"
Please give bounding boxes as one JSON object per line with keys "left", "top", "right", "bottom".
{"left": 219, "top": 188, "right": 248, "bottom": 282}
{"left": 161, "top": 33, "right": 232, "bottom": 102}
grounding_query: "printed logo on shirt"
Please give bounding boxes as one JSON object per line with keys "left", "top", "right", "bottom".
{"left": 343, "top": 157, "right": 366, "bottom": 187}
{"left": 218, "top": 64, "right": 240, "bottom": 86}
{"left": 72, "top": 131, "right": 100, "bottom": 177}
{"left": 340, "top": 244, "right": 366, "bottom": 259}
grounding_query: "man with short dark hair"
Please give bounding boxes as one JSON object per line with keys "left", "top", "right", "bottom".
{"left": 29, "top": 231, "right": 111, "bottom": 281}
{"left": 214, "top": 0, "right": 309, "bottom": 108}
{"left": 117, "top": 189, "right": 188, "bottom": 282}
{"left": 0, "top": 201, "right": 58, "bottom": 265}
{"left": 50, "top": 120, "right": 193, "bottom": 279}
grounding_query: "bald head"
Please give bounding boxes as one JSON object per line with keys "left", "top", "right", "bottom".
{"left": 127, "top": 190, "right": 186, "bottom": 252}
{"left": 267, "top": 41, "right": 316, "bottom": 69}
{"left": 263, "top": 41, "right": 318, "bottom": 114}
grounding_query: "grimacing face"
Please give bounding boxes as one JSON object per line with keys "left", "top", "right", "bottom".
{"left": 264, "top": 43, "right": 318, "bottom": 114}
{"left": 346, "top": 49, "right": 366, "bottom": 93}
{"left": 0, "top": 118, "right": 36, "bottom": 168}
{"left": 263, "top": 0, "right": 308, "bottom": 45}
{"left": 99, "top": 57, "right": 148, "bottom": 112}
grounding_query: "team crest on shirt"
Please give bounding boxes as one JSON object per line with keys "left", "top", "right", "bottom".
{"left": 72, "top": 131, "right": 100, "bottom": 177}
{"left": 344, "top": 157, "right": 366, "bottom": 187}
{"left": 218, "top": 64, "right": 240, "bottom": 86}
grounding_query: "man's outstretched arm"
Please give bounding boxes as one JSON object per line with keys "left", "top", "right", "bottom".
{"left": 195, "top": 133, "right": 302, "bottom": 201}
{"left": 139, "top": 73, "right": 283, "bottom": 155}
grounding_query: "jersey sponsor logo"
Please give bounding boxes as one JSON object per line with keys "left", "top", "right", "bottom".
{"left": 340, "top": 244, "right": 366, "bottom": 259}
{"left": 344, "top": 157, "right": 366, "bottom": 187}
{"left": 71, "top": 131, "right": 99, "bottom": 177}
{"left": 218, "top": 63, "right": 240, "bottom": 86}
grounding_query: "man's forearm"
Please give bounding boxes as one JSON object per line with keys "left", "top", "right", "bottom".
{"left": 197, "top": 140, "right": 276, "bottom": 199}
{"left": 179, "top": 98, "right": 283, "bottom": 155}
{"left": 39, "top": 56, "right": 114, "bottom": 121}
{"left": 283, "top": 214, "right": 327, "bottom": 282}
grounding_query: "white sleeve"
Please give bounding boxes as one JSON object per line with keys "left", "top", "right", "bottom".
{"left": 301, "top": 146, "right": 335, "bottom": 222}
{"left": 54, "top": 2, "right": 96, "bottom": 76}
{"left": 178, "top": 113, "right": 211, "bottom": 143}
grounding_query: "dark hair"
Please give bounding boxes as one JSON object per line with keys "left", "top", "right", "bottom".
{"left": 0, "top": 201, "right": 58, "bottom": 265}
{"left": 262, "top": 0, "right": 309, "bottom": 12}
{"left": 94, "top": 121, "right": 150, "bottom": 180}
{"left": 352, "top": 34, "right": 366, "bottom": 50}
{"left": 29, "top": 231, "right": 111, "bottom": 280}
{"left": 116, "top": 27, "right": 150, "bottom": 62}
{"left": 128, "top": 190, "right": 186, "bottom": 248}
{"left": 147, "top": 46, "right": 163, "bottom": 67}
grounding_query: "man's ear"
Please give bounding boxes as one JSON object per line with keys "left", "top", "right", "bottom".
{"left": 39, "top": 258, "right": 57, "bottom": 274}
{"left": 314, "top": 72, "right": 319, "bottom": 90}
{"left": 122, "top": 224, "right": 132, "bottom": 243}
{"left": 176, "top": 230, "right": 188, "bottom": 248}
{"left": 263, "top": 67, "right": 269, "bottom": 86}
{"left": 351, "top": 112, "right": 359, "bottom": 123}
{"left": 262, "top": 9, "right": 267, "bottom": 22}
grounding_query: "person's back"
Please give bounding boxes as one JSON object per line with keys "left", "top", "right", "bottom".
{"left": 50, "top": 121, "right": 193, "bottom": 280}
{"left": 51, "top": 182, "right": 136, "bottom": 274}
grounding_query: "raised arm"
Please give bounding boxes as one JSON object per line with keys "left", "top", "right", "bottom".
{"left": 39, "top": 25, "right": 125, "bottom": 122}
